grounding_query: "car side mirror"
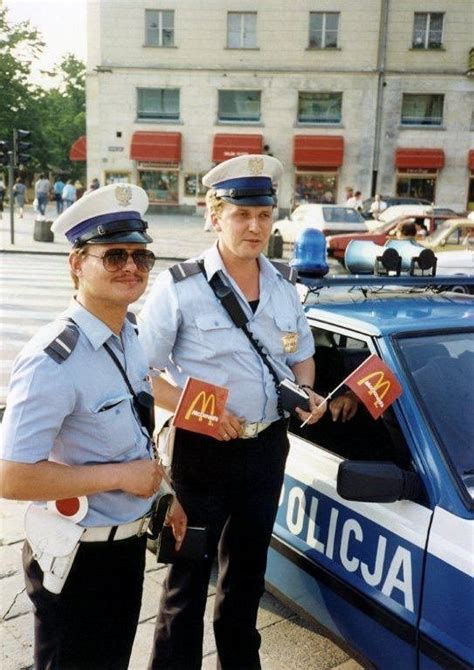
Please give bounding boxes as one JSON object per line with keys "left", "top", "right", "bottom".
{"left": 337, "top": 461, "right": 422, "bottom": 502}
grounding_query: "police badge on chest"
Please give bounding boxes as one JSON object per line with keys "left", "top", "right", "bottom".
{"left": 282, "top": 332, "right": 298, "bottom": 353}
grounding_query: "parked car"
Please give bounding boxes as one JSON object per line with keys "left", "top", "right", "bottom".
{"left": 421, "top": 218, "right": 474, "bottom": 252}
{"left": 327, "top": 213, "right": 452, "bottom": 262}
{"left": 272, "top": 205, "right": 367, "bottom": 243}
{"left": 361, "top": 195, "right": 432, "bottom": 218}
{"left": 266, "top": 273, "right": 474, "bottom": 670}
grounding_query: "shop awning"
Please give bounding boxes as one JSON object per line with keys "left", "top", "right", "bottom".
{"left": 212, "top": 134, "right": 263, "bottom": 163}
{"left": 69, "top": 136, "right": 86, "bottom": 161}
{"left": 395, "top": 148, "right": 445, "bottom": 170}
{"left": 130, "top": 131, "right": 181, "bottom": 163}
{"left": 293, "top": 135, "right": 344, "bottom": 168}
{"left": 469, "top": 149, "right": 474, "bottom": 170}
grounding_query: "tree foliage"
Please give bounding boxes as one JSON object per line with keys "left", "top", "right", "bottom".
{"left": 0, "top": 8, "right": 86, "bottom": 179}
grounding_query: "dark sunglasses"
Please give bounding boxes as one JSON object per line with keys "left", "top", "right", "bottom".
{"left": 86, "top": 249, "right": 156, "bottom": 272}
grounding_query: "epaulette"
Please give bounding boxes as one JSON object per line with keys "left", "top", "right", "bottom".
{"left": 169, "top": 261, "right": 202, "bottom": 282}
{"left": 271, "top": 261, "right": 298, "bottom": 285}
{"left": 44, "top": 323, "right": 79, "bottom": 364}
{"left": 126, "top": 311, "right": 139, "bottom": 335}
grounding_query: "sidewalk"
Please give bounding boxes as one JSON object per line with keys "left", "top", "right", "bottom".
{"left": 0, "top": 499, "right": 363, "bottom": 670}
{"left": 0, "top": 205, "right": 225, "bottom": 260}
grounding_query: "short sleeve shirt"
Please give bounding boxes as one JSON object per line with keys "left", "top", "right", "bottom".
{"left": 1, "top": 299, "right": 154, "bottom": 527}
{"left": 138, "top": 243, "right": 314, "bottom": 424}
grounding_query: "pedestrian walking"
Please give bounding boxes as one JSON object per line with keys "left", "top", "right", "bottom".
{"left": 34, "top": 173, "right": 51, "bottom": 217}
{"left": 12, "top": 177, "right": 27, "bottom": 218}
{"left": 347, "top": 190, "right": 364, "bottom": 211}
{"left": 62, "top": 179, "right": 76, "bottom": 209}
{"left": 0, "top": 184, "right": 187, "bottom": 670}
{"left": 53, "top": 175, "right": 65, "bottom": 214}
{"left": 138, "top": 154, "right": 331, "bottom": 670}
{"left": 369, "top": 193, "right": 387, "bottom": 219}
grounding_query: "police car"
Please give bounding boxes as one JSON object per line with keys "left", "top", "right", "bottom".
{"left": 265, "top": 238, "right": 474, "bottom": 670}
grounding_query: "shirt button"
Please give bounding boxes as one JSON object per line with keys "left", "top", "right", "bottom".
{"left": 214, "top": 321, "right": 219, "bottom": 326}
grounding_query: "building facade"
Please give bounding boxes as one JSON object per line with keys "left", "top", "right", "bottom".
{"left": 85, "top": 0, "right": 474, "bottom": 213}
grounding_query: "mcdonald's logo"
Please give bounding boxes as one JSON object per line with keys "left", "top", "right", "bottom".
{"left": 357, "top": 370, "right": 391, "bottom": 408}
{"left": 184, "top": 391, "right": 218, "bottom": 426}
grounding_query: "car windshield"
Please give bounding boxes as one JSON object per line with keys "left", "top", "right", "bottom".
{"left": 398, "top": 332, "right": 474, "bottom": 500}
{"left": 322, "top": 207, "right": 364, "bottom": 223}
{"left": 426, "top": 221, "right": 452, "bottom": 244}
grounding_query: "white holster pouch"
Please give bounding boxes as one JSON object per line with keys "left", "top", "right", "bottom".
{"left": 24, "top": 504, "right": 85, "bottom": 594}
{"left": 154, "top": 407, "right": 175, "bottom": 469}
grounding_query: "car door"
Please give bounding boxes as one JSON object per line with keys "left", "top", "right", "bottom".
{"left": 266, "top": 323, "right": 432, "bottom": 670}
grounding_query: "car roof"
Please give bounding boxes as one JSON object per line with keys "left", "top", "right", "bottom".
{"left": 304, "top": 291, "right": 474, "bottom": 337}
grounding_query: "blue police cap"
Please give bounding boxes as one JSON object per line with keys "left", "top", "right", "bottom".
{"left": 202, "top": 154, "right": 284, "bottom": 206}
{"left": 51, "top": 184, "right": 152, "bottom": 246}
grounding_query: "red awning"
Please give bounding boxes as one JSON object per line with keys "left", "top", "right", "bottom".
{"left": 130, "top": 131, "right": 181, "bottom": 163}
{"left": 212, "top": 134, "right": 263, "bottom": 163}
{"left": 293, "top": 135, "right": 344, "bottom": 168}
{"left": 69, "top": 136, "right": 86, "bottom": 161}
{"left": 395, "top": 148, "right": 445, "bottom": 170}
{"left": 469, "top": 150, "right": 474, "bottom": 170}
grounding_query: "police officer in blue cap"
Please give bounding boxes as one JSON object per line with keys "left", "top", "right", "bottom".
{"left": 139, "top": 155, "right": 328, "bottom": 670}
{"left": 0, "top": 184, "right": 186, "bottom": 670}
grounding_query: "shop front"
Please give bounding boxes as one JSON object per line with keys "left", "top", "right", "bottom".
{"left": 468, "top": 150, "right": 474, "bottom": 212}
{"left": 292, "top": 135, "right": 343, "bottom": 206}
{"left": 394, "top": 148, "right": 445, "bottom": 203}
{"left": 130, "top": 131, "right": 181, "bottom": 205}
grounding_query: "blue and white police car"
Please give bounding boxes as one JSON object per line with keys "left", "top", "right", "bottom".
{"left": 266, "top": 237, "right": 474, "bottom": 670}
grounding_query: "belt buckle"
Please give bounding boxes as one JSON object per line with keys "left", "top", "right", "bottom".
{"left": 137, "top": 515, "right": 151, "bottom": 537}
{"left": 243, "top": 422, "right": 259, "bottom": 439}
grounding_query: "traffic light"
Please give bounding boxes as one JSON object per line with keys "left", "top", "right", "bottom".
{"left": 0, "top": 140, "right": 10, "bottom": 166}
{"left": 13, "top": 129, "right": 32, "bottom": 166}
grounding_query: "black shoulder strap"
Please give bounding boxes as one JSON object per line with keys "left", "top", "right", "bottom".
{"left": 44, "top": 323, "right": 79, "bottom": 364}
{"left": 271, "top": 261, "right": 298, "bottom": 285}
{"left": 169, "top": 261, "right": 202, "bottom": 283}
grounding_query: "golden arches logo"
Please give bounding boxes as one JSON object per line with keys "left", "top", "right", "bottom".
{"left": 185, "top": 391, "right": 218, "bottom": 425}
{"left": 357, "top": 370, "right": 391, "bottom": 407}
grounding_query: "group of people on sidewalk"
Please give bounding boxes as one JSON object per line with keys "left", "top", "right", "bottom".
{"left": 0, "top": 154, "right": 357, "bottom": 670}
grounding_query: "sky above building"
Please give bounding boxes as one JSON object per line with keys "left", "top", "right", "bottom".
{"left": 5, "top": 0, "right": 87, "bottom": 85}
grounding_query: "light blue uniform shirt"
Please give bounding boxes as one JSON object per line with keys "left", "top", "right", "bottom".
{"left": 1, "top": 300, "right": 154, "bottom": 526}
{"left": 138, "top": 243, "right": 315, "bottom": 424}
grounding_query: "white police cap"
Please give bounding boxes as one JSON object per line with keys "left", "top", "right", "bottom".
{"left": 51, "top": 183, "right": 152, "bottom": 246}
{"left": 202, "top": 154, "right": 284, "bottom": 206}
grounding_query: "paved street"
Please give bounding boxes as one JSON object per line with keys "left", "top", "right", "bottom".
{"left": 0, "top": 206, "right": 360, "bottom": 670}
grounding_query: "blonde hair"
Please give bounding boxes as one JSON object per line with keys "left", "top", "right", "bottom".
{"left": 69, "top": 247, "right": 88, "bottom": 289}
{"left": 205, "top": 188, "right": 225, "bottom": 220}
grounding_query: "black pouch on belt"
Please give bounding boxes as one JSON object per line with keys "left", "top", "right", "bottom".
{"left": 156, "top": 526, "right": 208, "bottom": 564}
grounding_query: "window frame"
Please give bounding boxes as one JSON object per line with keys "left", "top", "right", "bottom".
{"left": 308, "top": 11, "right": 340, "bottom": 49}
{"left": 400, "top": 93, "right": 444, "bottom": 127}
{"left": 217, "top": 89, "right": 262, "bottom": 124}
{"left": 145, "top": 9, "right": 175, "bottom": 47}
{"left": 227, "top": 11, "right": 258, "bottom": 49}
{"left": 297, "top": 91, "right": 343, "bottom": 125}
{"left": 412, "top": 12, "right": 444, "bottom": 49}
{"left": 136, "top": 88, "right": 180, "bottom": 122}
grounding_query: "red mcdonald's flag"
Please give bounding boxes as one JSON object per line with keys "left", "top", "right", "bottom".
{"left": 173, "top": 377, "right": 229, "bottom": 437}
{"left": 343, "top": 354, "right": 402, "bottom": 420}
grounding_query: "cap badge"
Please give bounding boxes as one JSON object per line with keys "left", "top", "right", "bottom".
{"left": 248, "top": 157, "right": 264, "bottom": 176}
{"left": 115, "top": 184, "right": 132, "bottom": 206}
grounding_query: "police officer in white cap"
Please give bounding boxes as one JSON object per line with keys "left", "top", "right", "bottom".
{"left": 0, "top": 184, "right": 186, "bottom": 670}
{"left": 139, "top": 155, "right": 327, "bottom": 670}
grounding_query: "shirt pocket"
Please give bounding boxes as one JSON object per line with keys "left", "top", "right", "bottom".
{"left": 93, "top": 393, "right": 139, "bottom": 459}
{"left": 272, "top": 314, "right": 299, "bottom": 356}
{"left": 194, "top": 313, "right": 237, "bottom": 358}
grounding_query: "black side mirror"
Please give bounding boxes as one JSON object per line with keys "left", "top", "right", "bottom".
{"left": 337, "top": 461, "right": 421, "bottom": 503}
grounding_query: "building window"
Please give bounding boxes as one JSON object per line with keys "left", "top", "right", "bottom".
{"left": 184, "top": 173, "right": 206, "bottom": 198}
{"left": 227, "top": 12, "right": 257, "bottom": 48}
{"left": 309, "top": 12, "right": 339, "bottom": 49}
{"left": 105, "top": 171, "right": 131, "bottom": 185}
{"left": 412, "top": 12, "right": 444, "bottom": 49}
{"left": 145, "top": 9, "right": 174, "bottom": 47}
{"left": 396, "top": 173, "right": 436, "bottom": 202}
{"left": 401, "top": 94, "right": 444, "bottom": 126}
{"left": 298, "top": 92, "right": 342, "bottom": 124}
{"left": 137, "top": 88, "right": 179, "bottom": 121}
{"left": 139, "top": 168, "right": 179, "bottom": 204}
{"left": 294, "top": 172, "right": 338, "bottom": 205}
{"left": 218, "top": 90, "right": 261, "bottom": 123}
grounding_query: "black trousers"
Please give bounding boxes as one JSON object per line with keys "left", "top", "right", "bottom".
{"left": 23, "top": 533, "right": 147, "bottom": 670}
{"left": 149, "top": 419, "right": 290, "bottom": 670}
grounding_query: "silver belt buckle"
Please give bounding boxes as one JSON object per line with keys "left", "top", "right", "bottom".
{"left": 242, "top": 422, "right": 259, "bottom": 439}
{"left": 137, "top": 515, "right": 151, "bottom": 537}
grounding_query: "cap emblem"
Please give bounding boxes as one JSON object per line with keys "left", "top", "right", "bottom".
{"left": 115, "top": 184, "right": 132, "bottom": 206}
{"left": 248, "top": 157, "right": 264, "bottom": 176}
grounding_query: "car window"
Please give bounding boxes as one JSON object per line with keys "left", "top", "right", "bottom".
{"left": 398, "top": 332, "right": 474, "bottom": 500}
{"left": 322, "top": 207, "right": 364, "bottom": 223}
{"left": 289, "top": 327, "right": 413, "bottom": 470}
